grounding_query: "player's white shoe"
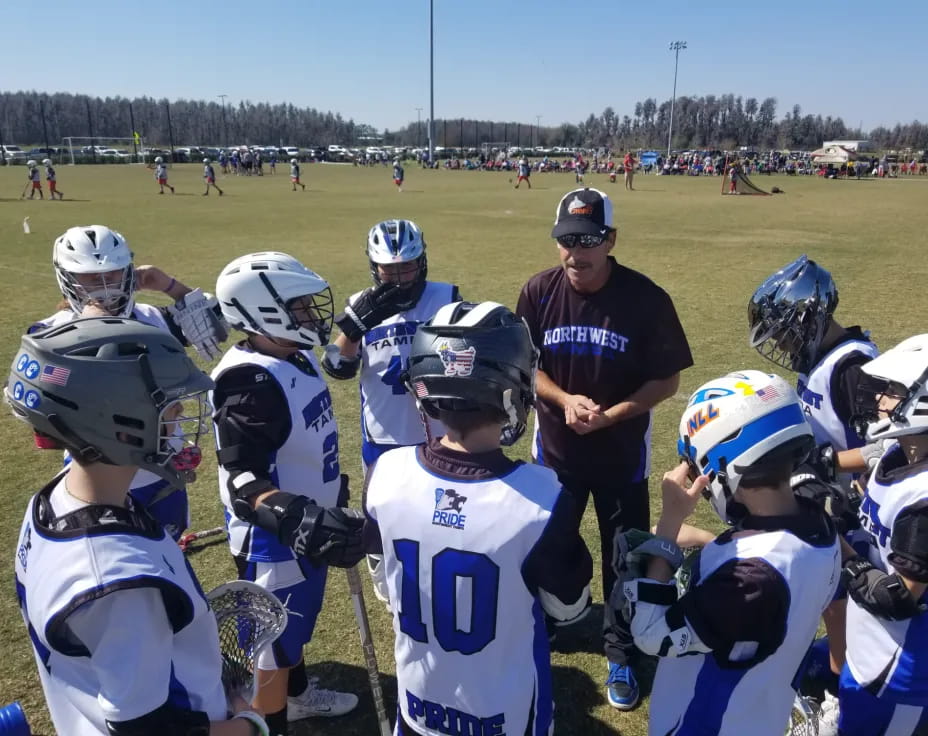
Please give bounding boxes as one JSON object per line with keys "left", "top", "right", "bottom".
{"left": 816, "top": 692, "right": 840, "bottom": 736}
{"left": 288, "top": 677, "right": 359, "bottom": 720}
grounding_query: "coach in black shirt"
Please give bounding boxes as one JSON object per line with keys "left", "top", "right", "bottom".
{"left": 516, "top": 187, "right": 693, "bottom": 710}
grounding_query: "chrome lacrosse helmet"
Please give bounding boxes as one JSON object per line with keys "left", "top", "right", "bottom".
{"left": 748, "top": 255, "right": 838, "bottom": 374}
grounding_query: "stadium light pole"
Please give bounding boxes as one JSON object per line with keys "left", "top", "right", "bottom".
{"left": 217, "top": 94, "right": 228, "bottom": 147}
{"left": 428, "top": 0, "right": 434, "bottom": 165}
{"left": 666, "top": 41, "right": 687, "bottom": 162}
{"left": 535, "top": 114, "right": 542, "bottom": 148}
{"left": 415, "top": 107, "right": 423, "bottom": 148}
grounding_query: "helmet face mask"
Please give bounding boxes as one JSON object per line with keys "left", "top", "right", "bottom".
{"left": 748, "top": 255, "right": 838, "bottom": 374}
{"left": 53, "top": 226, "right": 136, "bottom": 317}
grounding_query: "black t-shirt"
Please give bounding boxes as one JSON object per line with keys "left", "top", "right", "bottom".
{"left": 516, "top": 258, "right": 693, "bottom": 477}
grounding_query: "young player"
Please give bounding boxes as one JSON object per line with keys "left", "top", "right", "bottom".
{"left": 623, "top": 150, "right": 636, "bottom": 191}
{"left": 749, "top": 255, "right": 882, "bottom": 720}
{"left": 44, "top": 158, "right": 63, "bottom": 200}
{"left": 618, "top": 370, "right": 840, "bottom": 736}
{"left": 514, "top": 155, "right": 532, "bottom": 188}
{"left": 363, "top": 301, "right": 593, "bottom": 736}
{"left": 212, "top": 252, "right": 364, "bottom": 734}
{"left": 575, "top": 154, "right": 585, "bottom": 184}
{"left": 393, "top": 158, "right": 404, "bottom": 192}
{"left": 9, "top": 318, "right": 268, "bottom": 736}
{"left": 837, "top": 336, "right": 928, "bottom": 735}
{"left": 154, "top": 156, "right": 174, "bottom": 194}
{"left": 203, "top": 158, "right": 223, "bottom": 196}
{"left": 290, "top": 158, "right": 305, "bottom": 191}
{"left": 322, "top": 219, "right": 460, "bottom": 470}
{"left": 26, "top": 159, "right": 43, "bottom": 199}
{"left": 269, "top": 150, "right": 277, "bottom": 174}
{"left": 728, "top": 161, "right": 740, "bottom": 193}
{"left": 28, "top": 224, "right": 228, "bottom": 541}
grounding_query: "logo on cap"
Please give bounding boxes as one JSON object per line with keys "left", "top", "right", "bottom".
{"left": 567, "top": 196, "right": 594, "bottom": 216}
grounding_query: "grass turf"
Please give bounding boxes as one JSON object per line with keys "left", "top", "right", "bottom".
{"left": 0, "top": 163, "right": 926, "bottom": 735}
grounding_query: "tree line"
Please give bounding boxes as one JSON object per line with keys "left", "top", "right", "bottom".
{"left": 0, "top": 91, "right": 359, "bottom": 148}
{"left": 1, "top": 89, "right": 925, "bottom": 153}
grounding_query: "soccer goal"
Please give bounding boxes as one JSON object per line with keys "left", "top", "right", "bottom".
{"left": 481, "top": 142, "right": 511, "bottom": 161}
{"left": 61, "top": 137, "right": 145, "bottom": 165}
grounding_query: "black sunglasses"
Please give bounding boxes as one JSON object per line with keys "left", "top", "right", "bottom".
{"left": 556, "top": 231, "right": 614, "bottom": 249}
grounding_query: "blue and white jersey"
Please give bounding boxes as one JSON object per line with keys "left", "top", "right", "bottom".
{"left": 797, "top": 338, "right": 879, "bottom": 452}
{"left": 204, "top": 164, "right": 215, "bottom": 179}
{"left": 847, "top": 446, "right": 928, "bottom": 704}
{"left": 45, "top": 165, "right": 56, "bottom": 181}
{"left": 394, "top": 164, "right": 404, "bottom": 180}
{"left": 518, "top": 160, "right": 530, "bottom": 177}
{"left": 365, "top": 444, "right": 570, "bottom": 736}
{"left": 290, "top": 163, "right": 300, "bottom": 178}
{"left": 14, "top": 475, "right": 226, "bottom": 735}
{"left": 29, "top": 304, "right": 189, "bottom": 540}
{"left": 29, "top": 166, "right": 40, "bottom": 182}
{"left": 212, "top": 344, "right": 340, "bottom": 562}
{"left": 155, "top": 163, "right": 167, "bottom": 179}
{"left": 648, "top": 525, "right": 839, "bottom": 736}
{"left": 354, "top": 281, "right": 457, "bottom": 448}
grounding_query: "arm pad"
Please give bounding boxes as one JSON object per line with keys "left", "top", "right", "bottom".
{"left": 622, "top": 578, "right": 712, "bottom": 658}
{"left": 106, "top": 702, "right": 209, "bottom": 736}
{"left": 842, "top": 557, "right": 926, "bottom": 621}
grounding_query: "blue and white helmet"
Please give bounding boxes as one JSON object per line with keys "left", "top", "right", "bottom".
{"left": 678, "top": 370, "right": 813, "bottom": 523}
{"left": 366, "top": 219, "right": 428, "bottom": 306}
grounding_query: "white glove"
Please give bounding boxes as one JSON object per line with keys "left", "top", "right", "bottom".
{"left": 167, "top": 288, "right": 228, "bottom": 361}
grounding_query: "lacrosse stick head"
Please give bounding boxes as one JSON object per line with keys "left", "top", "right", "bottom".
{"left": 207, "top": 580, "right": 288, "bottom": 704}
{"left": 786, "top": 693, "right": 819, "bottom": 736}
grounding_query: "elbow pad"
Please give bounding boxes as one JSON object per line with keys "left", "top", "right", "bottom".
{"left": 842, "top": 557, "right": 927, "bottom": 621}
{"left": 889, "top": 510, "right": 928, "bottom": 583}
{"left": 539, "top": 584, "right": 591, "bottom": 625}
{"left": 367, "top": 554, "right": 391, "bottom": 609}
{"left": 623, "top": 578, "right": 711, "bottom": 657}
{"left": 106, "top": 702, "right": 209, "bottom": 736}
{"left": 321, "top": 345, "right": 360, "bottom": 380}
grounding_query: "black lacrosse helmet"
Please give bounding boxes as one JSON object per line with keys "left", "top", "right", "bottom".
{"left": 748, "top": 255, "right": 839, "bottom": 374}
{"left": 405, "top": 301, "right": 537, "bottom": 446}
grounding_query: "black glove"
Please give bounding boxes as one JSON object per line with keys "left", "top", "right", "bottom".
{"left": 291, "top": 504, "right": 365, "bottom": 568}
{"left": 808, "top": 443, "right": 837, "bottom": 484}
{"left": 337, "top": 473, "right": 351, "bottom": 507}
{"left": 335, "top": 282, "right": 407, "bottom": 342}
{"left": 841, "top": 556, "right": 927, "bottom": 621}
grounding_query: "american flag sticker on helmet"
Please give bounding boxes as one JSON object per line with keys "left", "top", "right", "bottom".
{"left": 414, "top": 381, "right": 429, "bottom": 398}
{"left": 756, "top": 384, "right": 782, "bottom": 402}
{"left": 40, "top": 364, "right": 71, "bottom": 386}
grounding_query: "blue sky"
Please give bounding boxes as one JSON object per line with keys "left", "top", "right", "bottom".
{"left": 4, "top": 0, "right": 924, "bottom": 133}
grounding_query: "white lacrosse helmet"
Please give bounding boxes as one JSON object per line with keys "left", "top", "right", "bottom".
{"left": 42, "top": 158, "right": 52, "bottom": 166}
{"left": 27, "top": 159, "right": 37, "bottom": 167}
{"left": 678, "top": 370, "right": 813, "bottom": 523}
{"left": 53, "top": 225, "right": 136, "bottom": 317}
{"left": 290, "top": 158, "right": 297, "bottom": 164}
{"left": 856, "top": 335, "right": 928, "bottom": 441}
{"left": 366, "top": 219, "right": 427, "bottom": 283}
{"left": 155, "top": 156, "right": 164, "bottom": 164}
{"left": 203, "top": 158, "right": 210, "bottom": 164}
{"left": 216, "top": 252, "right": 333, "bottom": 348}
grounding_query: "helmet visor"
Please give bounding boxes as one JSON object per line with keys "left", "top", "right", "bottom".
{"left": 157, "top": 392, "right": 212, "bottom": 472}
{"left": 62, "top": 266, "right": 136, "bottom": 315}
{"left": 286, "top": 289, "right": 334, "bottom": 345}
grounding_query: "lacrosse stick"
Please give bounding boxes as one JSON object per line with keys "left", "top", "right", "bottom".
{"left": 786, "top": 693, "right": 819, "bottom": 736}
{"left": 179, "top": 525, "right": 227, "bottom": 553}
{"left": 207, "top": 580, "right": 288, "bottom": 704}
{"left": 346, "top": 566, "right": 391, "bottom": 736}
{"left": 19, "top": 181, "right": 30, "bottom": 200}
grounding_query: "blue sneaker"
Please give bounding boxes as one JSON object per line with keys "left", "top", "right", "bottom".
{"left": 606, "top": 662, "right": 640, "bottom": 710}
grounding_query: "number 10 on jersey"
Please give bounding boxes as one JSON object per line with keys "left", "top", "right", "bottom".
{"left": 393, "top": 539, "right": 499, "bottom": 655}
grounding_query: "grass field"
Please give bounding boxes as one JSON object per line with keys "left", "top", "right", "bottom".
{"left": 1, "top": 163, "right": 926, "bottom": 735}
